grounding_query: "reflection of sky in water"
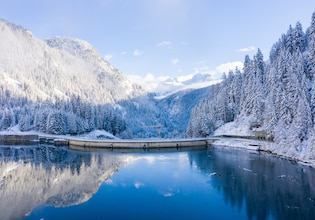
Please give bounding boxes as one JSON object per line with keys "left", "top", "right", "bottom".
{"left": 90, "top": 151, "right": 239, "bottom": 220}
{"left": 1, "top": 146, "right": 314, "bottom": 220}
{"left": 22, "top": 150, "right": 248, "bottom": 219}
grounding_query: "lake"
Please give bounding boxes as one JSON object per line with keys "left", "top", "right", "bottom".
{"left": 0, "top": 144, "right": 314, "bottom": 220}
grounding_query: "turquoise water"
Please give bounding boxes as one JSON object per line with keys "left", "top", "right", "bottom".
{"left": 0, "top": 145, "right": 314, "bottom": 220}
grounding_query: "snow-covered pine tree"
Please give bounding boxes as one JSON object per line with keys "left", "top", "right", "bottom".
{"left": 308, "top": 13, "right": 315, "bottom": 122}
{"left": 46, "top": 110, "right": 66, "bottom": 135}
{"left": 240, "top": 55, "right": 253, "bottom": 116}
{"left": 229, "top": 68, "right": 243, "bottom": 117}
{"left": 65, "top": 112, "right": 78, "bottom": 134}
{"left": 1, "top": 108, "right": 13, "bottom": 129}
{"left": 307, "top": 12, "right": 315, "bottom": 79}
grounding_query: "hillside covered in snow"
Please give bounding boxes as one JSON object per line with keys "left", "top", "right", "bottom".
{"left": 0, "top": 19, "right": 173, "bottom": 138}
{"left": 187, "top": 12, "right": 315, "bottom": 161}
{"left": 0, "top": 20, "right": 145, "bottom": 104}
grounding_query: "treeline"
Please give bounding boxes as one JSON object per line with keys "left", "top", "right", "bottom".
{"left": 0, "top": 93, "right": 126, "bottom": 136}
{"left": 187, "top": 12, "right": 315, "bottom": 160}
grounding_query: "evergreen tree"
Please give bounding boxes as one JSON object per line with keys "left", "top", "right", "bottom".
{"left": 307, "top": 12, "right": 315, "bottom": 79}
{"left": 1, "top": 108, "right": 13, "bottom": 129}
{"left": 66, "top": 112, "right": 78, "bottom": 134}
{"left": 38, "top": 110, "right": 49, "bottom": 132}
{"left": 309, "top": 13, "right": 315, "bottom": 121}
{"left": 46, "top": 110, "right": 65, "bottom": 135}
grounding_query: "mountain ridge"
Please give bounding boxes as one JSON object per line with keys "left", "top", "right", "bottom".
{"left": 0, "top": 18, "right": 170, "bottom": 137}
{"left": 0, "top": 18, "right": 146, "bottom": 104}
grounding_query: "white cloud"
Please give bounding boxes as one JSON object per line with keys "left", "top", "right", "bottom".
{"left": 238, "top": 46, "right": 256, "bottom": 52}
{"left": 120, "top": 51, "right": 127, "bottom": 56}
{"left": 104, "top": 54, "right": 113, "bottom": 60}
{"left": 144, "top": 73, "right": 155, "bottom": 81}
{"left": 171, "top": 58, "right": 179, "bottom": 65}
{"left": 127, "top": 73, "right": 169, "bottom": 92}
{"left": 192, "top": 61, "right": 243, "bottom": 79}
{"left": 193, "top": 65, "right": 213, "bottom": 75}
{"left": 214, "top": 61, "right": 243, "bottom": 78}
{"left": 133, "top": 49, "right": 143, "bottom": 56}
{"left": 156, "top": 41, "right": 172, "bottom": 48}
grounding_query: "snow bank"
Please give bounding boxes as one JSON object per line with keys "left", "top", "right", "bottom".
{"left": 212, "top": 137, "right": 315, "bottom": 168}
{"left": 213, "top": 117, "right": 255, "bottom": 137}
{"left": 212, "top": 117, "right": 315, "bottom": 168}
{"left": 77, "top": 130, "right": 118, "bottom": 140}
{"left": 213, "top": 137, "right": 265, "bottom": 151}
{"left": 0, "top": 125, "right": 36, "bottom": 135}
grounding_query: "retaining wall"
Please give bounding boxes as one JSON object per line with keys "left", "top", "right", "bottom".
{"left": 69, "top": 138, "right": 213, "bottom": 150}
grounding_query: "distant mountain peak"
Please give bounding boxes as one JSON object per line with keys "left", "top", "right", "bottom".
{"left": 151, "top": 73, "right": 220, "bottom": 97}
{"left": 181, "top": 73, "right": 214, "bottom": 85}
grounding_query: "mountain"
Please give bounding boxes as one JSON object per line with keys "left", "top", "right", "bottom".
{"left": 0, "top": 19, "right": 145, "bottom": 104}
{"left": 0, "top": 19, "right": 171, "bottom": 137}
{"left": 153, "top": 73, "right": 220, "bottom": 97}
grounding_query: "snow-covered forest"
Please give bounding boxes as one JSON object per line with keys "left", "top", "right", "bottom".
{"left": 187, "top": 12, "right": 315, "bottom": 160}
{"left": 0, "top": 19, "right": 174, "bottom": 138}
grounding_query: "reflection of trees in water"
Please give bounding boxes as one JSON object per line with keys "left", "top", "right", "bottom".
{"left": 0, "top": 145, "right": 93, "bottom": 175}
{"left": 189, "top": 147, "right": 315, "bottom": 220}
{"left": 0, "top": 145, "right": 129, "bottom": 220}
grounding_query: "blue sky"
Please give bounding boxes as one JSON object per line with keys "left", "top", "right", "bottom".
{"left": 1, "top": 0, "right": 314, "bottom": 81}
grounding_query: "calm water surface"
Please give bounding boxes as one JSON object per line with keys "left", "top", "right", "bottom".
{"left": 0, "top": 145, "right": 314, "bottom": 220}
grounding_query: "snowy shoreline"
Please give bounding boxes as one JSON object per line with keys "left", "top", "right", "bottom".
{"left": 212, "top": 137, "right": 315, "bottom": 168}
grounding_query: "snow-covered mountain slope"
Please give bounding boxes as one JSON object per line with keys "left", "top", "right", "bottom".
{"left": 0, "top": 19, "right": 176, "bottom": 138}
{"left": 0, "top": 19, "right": 146, "bottom": 104}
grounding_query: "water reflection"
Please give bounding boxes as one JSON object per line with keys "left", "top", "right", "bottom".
{"left": 0, "top": 145, "right": 129, "bottom": 220}
{"left": 1, "top": 145, "right": 315, "bottom": 220}
{"left": 188, "top": 147, "right": 315, "bottom": 220}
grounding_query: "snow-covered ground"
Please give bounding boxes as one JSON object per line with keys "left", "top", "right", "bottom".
{"left": 212, "top": 137, "right": 265, "bottom": 151}
{"left": 213, "top": 117, "right": 256, "bottom": 137}
{"left": 212, "top": 118, "right": 315, "bottom": 168}
{"left": 0, "top": 125, "right": 35, "bottom": 135}
{"left": 75, "top": 130, "right": 118, "bottom": 140}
